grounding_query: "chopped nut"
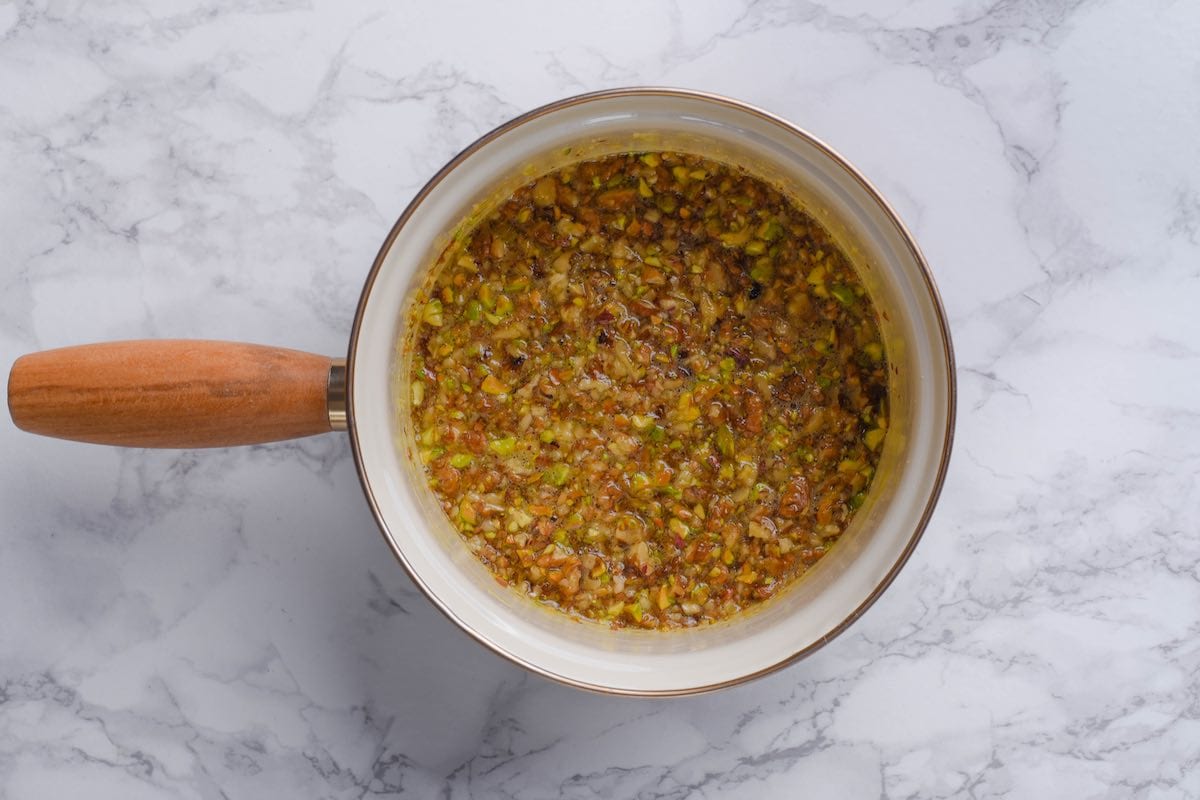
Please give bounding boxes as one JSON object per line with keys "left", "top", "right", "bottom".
{"left": 406, "top": 151, "right": 886, "bottom": 629}
{"left": 480, "top": 374, "right": 509, "bottom": 395}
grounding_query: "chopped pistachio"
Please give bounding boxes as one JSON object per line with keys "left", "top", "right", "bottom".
{"left": 747, "top": 521, "right": 771, "bottom": 540}
{"left": 830, "top": 284, "right": 857, "bottom": 306}
{"left": 629, "top": 471, "right": 652, "bottom": 495}
{"left": 542, "top": 463, "right": 570, "bottom": 486}
{"left": 480, "top": 374, "right": 509, "bottom": 395}
{"left": 719, "top": 227, "right": 753, "bottom": 247}
{"left": 668, "top": 517, "right": 690, "bottom": 538}
{"left": 533, "top": 176, "right": 557, "bottom": 207}
{"left": 749, "top": 259, "right": 775, "bottom": 283}
{"left": 488, "top": 436, "right": 517, "bottom": 456}
{"left": 757, "top": 218, "right": 784, "bottom": 241}
{"left": 421, "top": 299, "right": 444, "bottom": 326}
{"left": 509, "top": 507, "right": 534, "bottom": 528}
{"left": 675, "top": 392, "right": 701, "bottom": 422}
{"left": 630, "top": 414, "right": 655, "bottom": 431}
{"left": 715, "top": 424, "right": 735, "bottom": 458}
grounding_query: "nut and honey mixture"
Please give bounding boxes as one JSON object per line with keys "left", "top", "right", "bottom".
{"left": 406, "top": 151, "right": 887, "bottom": 629}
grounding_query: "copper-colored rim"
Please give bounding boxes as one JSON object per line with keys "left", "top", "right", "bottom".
{"left": 346, "top": 87, "right": 957, "bottom": 697}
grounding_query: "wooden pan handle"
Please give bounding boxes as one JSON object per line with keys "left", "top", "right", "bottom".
{"left": 7, "top": 340, "right": 346, "bottom": 448}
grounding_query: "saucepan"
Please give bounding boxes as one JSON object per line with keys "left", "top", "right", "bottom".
{"left": 7, "top": 88, "right": 955, "bottom": 695}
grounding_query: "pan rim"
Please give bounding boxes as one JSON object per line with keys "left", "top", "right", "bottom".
{"left": 345, "top": 86, "right": 957, "bottom": 697}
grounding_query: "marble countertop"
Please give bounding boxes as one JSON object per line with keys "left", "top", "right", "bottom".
{"left": 3, "top": 1, "right": 1198, "bottom": 797}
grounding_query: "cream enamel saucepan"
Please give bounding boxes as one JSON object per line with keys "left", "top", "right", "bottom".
{"left": 7, "top": 89, "right": 955, "bottom": 695}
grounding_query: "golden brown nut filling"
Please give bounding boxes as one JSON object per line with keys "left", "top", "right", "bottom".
{"left": 406, "top": 151, "right": 887, "bottom": 629}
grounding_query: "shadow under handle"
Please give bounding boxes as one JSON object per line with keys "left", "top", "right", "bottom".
{"left": 7, "top": 340, "right": 348, "bottom": 448}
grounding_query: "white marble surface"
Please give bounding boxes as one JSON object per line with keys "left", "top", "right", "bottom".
{"left": 2, "top": 0, "right": 1198, "bottom": 796}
